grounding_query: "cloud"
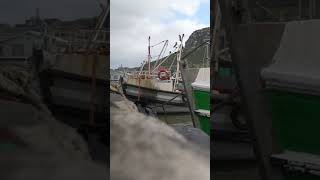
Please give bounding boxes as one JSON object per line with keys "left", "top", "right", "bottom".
{"left": 110, "top": 0, "right": 209, "bottom": 68}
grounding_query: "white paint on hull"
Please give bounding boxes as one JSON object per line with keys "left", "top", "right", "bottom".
{"left": 126, "top": 78, "right": 174, "bottom": 92}
{"left": 125, "top": 85, "right": 185, "bottom": 104}
{"left": 194, "top": 109, "right": 210, "bottom": 117}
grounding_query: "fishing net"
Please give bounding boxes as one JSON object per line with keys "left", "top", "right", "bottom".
{"left": 110, "top": 93, "right": 209, "bottom": 180}
{"left": 0, "top": 64, "right": 95, "bottom": 165}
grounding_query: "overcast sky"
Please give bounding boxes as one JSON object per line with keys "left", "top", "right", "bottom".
{"left": 0, "top": 0, "right": 101, "bottom": 24}
{"left": 110, "top": 0, "right": 210, "bottom": 69}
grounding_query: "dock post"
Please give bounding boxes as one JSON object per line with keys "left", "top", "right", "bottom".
{"left": 179, "top": 60, "right": 198, "bottom": 128}
{"left": 218, "top": 1, "right": 285, "bottom": 180}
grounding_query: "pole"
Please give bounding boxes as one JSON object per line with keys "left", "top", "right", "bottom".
{"left": 180, "top": 60, "right": 197, "bottom": 128}
{"left": 148, "top": 36, "right": 151, "bottom": 78}
{"left": 174, "top": 44, "right": 181, "bottom": 91}
{"left": 218, "top": 1, "right": 285, "bottom": 180}
{"left": 174, "top": 34, "right": 197, "bottom": 127}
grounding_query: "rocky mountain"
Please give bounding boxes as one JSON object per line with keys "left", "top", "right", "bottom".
{"left": 185, "top": 27, "right": 210, "bottom": 49}
{"left": 150, "top": 27, "right": 210, "bottom": 69}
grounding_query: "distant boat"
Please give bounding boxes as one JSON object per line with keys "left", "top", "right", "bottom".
{"left": 121, "top": 36, "right": 187, "bottom": 106}
{"left": 39, "top": 3, "right": 109, "bottom": 125}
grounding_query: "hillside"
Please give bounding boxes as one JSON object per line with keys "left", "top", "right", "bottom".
{"left": 148, "top": 27, "right": 210, "bottom": 70}
{"left": 185, "top": 27, "right": 210, "bottom": 49}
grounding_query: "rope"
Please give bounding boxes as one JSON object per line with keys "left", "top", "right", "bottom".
{"left": 150, "top": 40, "right": 166, "bottom": 48}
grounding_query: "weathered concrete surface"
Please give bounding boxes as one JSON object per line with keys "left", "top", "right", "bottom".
{"left": 0, "top": 65, "right": 90, "bottom": 159}
{"left": 110, "top": 93, "right": 210, "bottom": 180}
{"left": 0, "top": 64, "right": 106, "bottom": 180}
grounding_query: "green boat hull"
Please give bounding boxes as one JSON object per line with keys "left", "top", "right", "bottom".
{"left": 266, "top": 89, "right": 320, "bottom": 180}
{"left": 193, "top": 89, "right": 210, "bottom": 135}
{"left": 265, "top": 89, "right": 320, "bottom": 155}
{"left": 196, "top": 114, "right": 210, "bottom": 135}
{"left": 193, "top": 89, "right": 210, "bottom": 110}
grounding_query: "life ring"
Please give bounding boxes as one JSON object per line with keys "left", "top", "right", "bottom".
{"left": 158, "top": 69, "right": 170, "bottom": 80}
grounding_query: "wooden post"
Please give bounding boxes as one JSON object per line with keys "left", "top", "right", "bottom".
{"left": 179, "top": 60, "right": 198, "bottom": 128}
{"left": 218, "top": 1, "right": 285, "bottom": 180}
{"left": 212, "top": 0, "right": 217, "bottom": 19}
{"left": 148, "top": 36, "right": 151, "bottom": 78}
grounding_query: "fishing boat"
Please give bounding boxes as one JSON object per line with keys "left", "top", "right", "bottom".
{"left": 122, "top": 35, "right": 187, "bottom": 106}
{"left": 191, "top": 68, "right": 210, "bottom": 135}
{"left": 262, "top": 20, "right": 320, "bottom": 156}
{"left": 40, "top": 53, "right": 108, "bottom": 118}
{"left": 258, "top": 20, "right": 320, "bottom": 179}
{"left": 39, "top": 2, "right": 109, "bottom": 127}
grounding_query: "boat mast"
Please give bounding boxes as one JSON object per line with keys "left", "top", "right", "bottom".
{"left": 174, "top": 34, "right": 184, "bottom": 90}
{"left": 148, "top": 36, "right": 151, "bottom": 78}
